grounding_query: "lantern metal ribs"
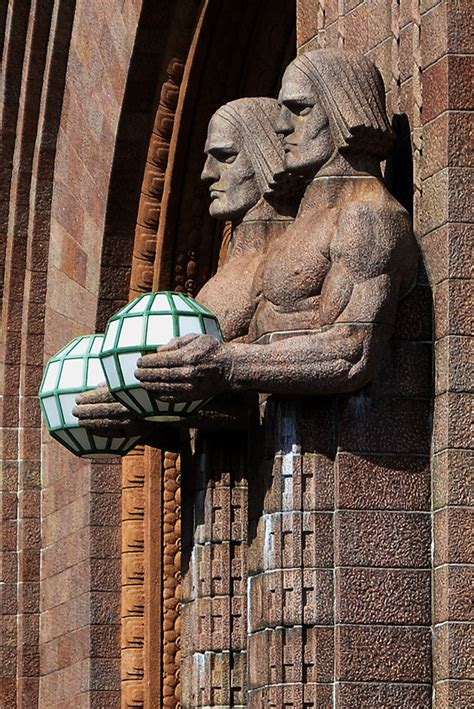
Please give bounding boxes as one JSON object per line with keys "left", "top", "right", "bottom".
{"left": 99, "top": 291, "right": 223, "bottom": 421}
{"left": 39, "top": 335, "right": 141, "bottom": 457}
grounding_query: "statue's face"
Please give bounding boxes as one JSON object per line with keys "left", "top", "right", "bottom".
{"left": 201, "top": 114, "right": 260, "bottom": 221}
{"left": 277, "top": 63, "right": 334, "bottom": 176}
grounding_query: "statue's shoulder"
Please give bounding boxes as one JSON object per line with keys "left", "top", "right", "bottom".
{"left": 334, "top": 189, "right": 416, "bottom": 277}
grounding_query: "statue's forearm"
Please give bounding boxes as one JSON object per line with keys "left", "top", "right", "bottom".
{"left": 224, "top": 324, "right": 389, "bottom": 396}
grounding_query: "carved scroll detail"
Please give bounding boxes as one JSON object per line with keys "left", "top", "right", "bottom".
{"left": 122, "top": 27, "right": 191, "bottom": 709}
{"left": 162, "top": 451, "right": 182, "bottom": 707}
{"left": 121, "top": 447, "right": 146, "bottom": 708}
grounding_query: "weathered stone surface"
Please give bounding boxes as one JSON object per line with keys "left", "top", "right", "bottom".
{"left": 336, "top": 510, "right": 431, "bottom": 567}
{"left": 434, "top": 623, "right": 474, "bottom": 681}
{"left": 337, "top": 567, "right": 431, "bottom": 625}
{"left": 336, "top": 453, "right": 430, "bottom": 510}
{"left": 337, "top": 625, "right": 432, "bottom": 682}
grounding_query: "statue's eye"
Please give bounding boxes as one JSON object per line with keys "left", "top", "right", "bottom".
{"left": 285, "top": 101, "right": 312, "bottom": 116}
{"left": 211, "top": 148, "right": 238, "bottom": 163}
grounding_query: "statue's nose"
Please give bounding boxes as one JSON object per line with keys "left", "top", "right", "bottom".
{"left": 275, "top": 106, "right": 293, "bottom": 136}
{"left": 201, "top": 155, "right": 219, "bottom": 184}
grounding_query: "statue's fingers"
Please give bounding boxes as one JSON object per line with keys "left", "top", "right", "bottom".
{"left": 138, "top": 334, "right": 208, "bottom": 369}
{"left": 137, "top": 350, "right": 184, "bottom": 369}
{"left": 72, "top": 401, "right": 128, "bottom": 420}
{"left": 135, "top": 365, "right": 198, "bottom": 383}
{"left": 75, "top": 383, "right": 113, "bottom": 406}
{"left": 138, "top": 379, "right": 195, "bottom": 399}
{"left": 158, "top": 333, "right": 201, "bottom": 352}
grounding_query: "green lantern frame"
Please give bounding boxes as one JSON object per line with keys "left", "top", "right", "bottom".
{"left": 39, "top": 335, "right": 141, "bottom": 458}
{"left": 99, "top": 291, "right": 223, "bottom": 421}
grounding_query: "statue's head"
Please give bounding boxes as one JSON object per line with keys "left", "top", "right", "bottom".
{"left": 201, "top": 98, "right": 285, "bottom": 222}
{"left": 277, "top": 49, "right": 394, "bottom": 177}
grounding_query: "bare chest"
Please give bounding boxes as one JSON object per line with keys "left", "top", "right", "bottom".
{"left": 261, "top": 214, "right": 334, "bottom": 309}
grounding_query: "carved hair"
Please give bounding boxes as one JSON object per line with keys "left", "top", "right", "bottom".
{"left": 216, "top": 97, "right": 285, "bottom": 196}
{"left": 293, "top": 49, "right": 394, "bottom": 159}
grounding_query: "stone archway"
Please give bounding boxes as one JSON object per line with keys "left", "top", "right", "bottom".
{"left": 106, "top": 2, "right": 296, "bottom": 705}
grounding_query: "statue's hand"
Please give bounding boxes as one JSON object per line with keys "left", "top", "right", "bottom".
{"left": 136, "top": 333, "right": 230, "bottom": 402}
{"left": 73, "top": 383, "right": 146, "bottom": 437}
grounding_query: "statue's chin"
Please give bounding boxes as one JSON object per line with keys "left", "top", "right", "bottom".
{"left": 209, "top": 200, "right": 248, "bottom": 223}
{"left": 208, "top": 200, "right": 227, "bottom": 219}
{"left": 284, "top": 152, "right": 318, "bottom": 177}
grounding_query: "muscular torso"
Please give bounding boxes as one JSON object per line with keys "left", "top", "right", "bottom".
{"left": 199, "top": 178, "right": 416, "bottom": 344}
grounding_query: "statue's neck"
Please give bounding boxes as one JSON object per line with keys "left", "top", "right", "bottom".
{"left": 299, "top": 152, "right": 383, "bottom": 213}
{"left": 230, "top": 200, "right": 292, "bottom": 256}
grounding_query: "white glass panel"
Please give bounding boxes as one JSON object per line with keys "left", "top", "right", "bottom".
{"left": 178, "top": 315, "right": 203, "bottom": 337}
{"left": 102, "top": 356, "right": 121, "bottom": 389}
{"left": 90, "top": 336, "right": 103, "bottom": 354}
{"left": 42, "top": 396, "right": 61, "bottom": 428}
{"left": 151, "top": 293, "right": 170, "bottom": 312}
{"left": 86, "top": 358, "right": 104, "bottom": 387}
{"left": 187, "top": 399, "right": 204, "bottom": 413}
{"left": 103, "top": 319, "right": 119, "bottom": 351}
{"left": 118, "top": 352, "right": 140, "bottom": 386}
{"left": 58, "top": 358, "right": 84, "bottom": 389}
{"left": 114, "top": 390, "right": 141, "bottom": 413}
{"left": 118, "top": 352, "right": 141, "bottom": 386}
{"left": 59, "top": 393, "right": 79, "bottom": 425}
{"left": 41, "top": 361, "right": 61, "bottom": 393}
{"left": 110, "top": 437, "right": 126, "bottom": 450}
{"left": 155, "top": 399, "right": 171, "bottom": 412}
{"left": 203, "top": 317, "right": 220, "bottom": 338}
{"left": 130, "top": 387, "right": 153, "bottom": 413}
{"left": 146, "top": 314, "right": 174, "bottom": 346}
{"left": 54, "top": 430, "right": 80, "bottom": 452}
{"left": 128, "top": 294, "right": 151, "bottom": 314}
{"left": 56, "top": 339, "right": 78, "bottom": 357}
{"left": 123, "top": 436, "right": 140, "bottom": 451}
{"left": 174, "top": 402, "right": 186, "bottom": 412}
{"left": 71, "top": 428, "right": 91, "bottom": 448}
{"left": 92, "top": 435, "right": 108, "bottom": 450}
{"left": 118, "top": 317, "right": 143, "bottom": 348}
{"left": 172, "top": 294, "right": 193, "bottom": 312}
{"left": 68, "top": 338, "right": 90, "bottom": 356}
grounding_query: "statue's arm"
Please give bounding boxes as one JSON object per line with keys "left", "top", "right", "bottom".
{"left": 136, "top": 203, "right": 416, "bottom": 398}
{"left": 221, "top": 203, "right": 415, "bottom": 395}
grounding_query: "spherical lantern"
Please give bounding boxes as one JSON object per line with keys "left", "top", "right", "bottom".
{"left": 39, "top": 335, "right": 142, "bottom": 458}
{"left": 99, "top": 291, "right": 223, "bottom": 421}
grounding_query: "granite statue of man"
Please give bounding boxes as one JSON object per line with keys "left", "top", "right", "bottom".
{"left": 135, "top": 49, "right": 418, "bottom": 402}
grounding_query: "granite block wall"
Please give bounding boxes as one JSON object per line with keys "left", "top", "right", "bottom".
{"left": 1, "top": 0, "right": 471, "bottom": 707}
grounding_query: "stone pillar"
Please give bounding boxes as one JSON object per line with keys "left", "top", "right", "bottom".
{"left": 181, "top": 433, "right": 248, "bottom": 707}
{"left": 247, "top": 400, "right": 335, "bottom": 706}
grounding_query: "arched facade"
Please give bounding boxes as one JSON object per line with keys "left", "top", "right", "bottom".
{"left": 1, "top": 0, "right": 471, "bottom": 707}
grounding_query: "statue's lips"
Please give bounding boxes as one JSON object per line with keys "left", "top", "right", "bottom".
{"left": 210, "top": 190, "right": 224, "bottom": 200}
{"left": 283, "top": 142, "right": 296, "bottom": 152}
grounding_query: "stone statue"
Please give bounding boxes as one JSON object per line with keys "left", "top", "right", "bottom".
{"left": 73, "top": 97, "right": 296, "bottom": 433}
{"left": 135, "top": 49, "right": 418, "bottom": 402}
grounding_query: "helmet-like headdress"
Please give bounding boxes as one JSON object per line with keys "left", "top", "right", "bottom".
{"left": 216, "top": 97, "right": 285, "bottom": 196}
{"left": 292, "top": 49, "right": 394, "bottom": 159}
